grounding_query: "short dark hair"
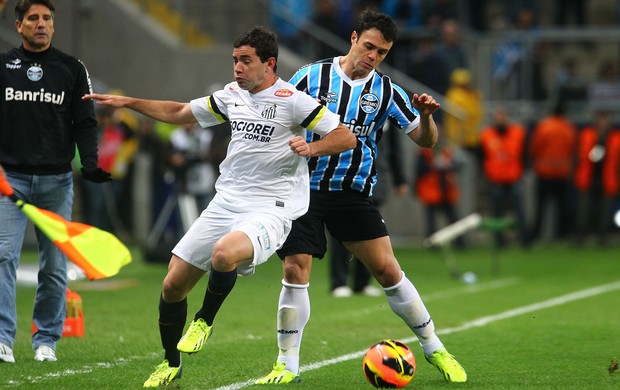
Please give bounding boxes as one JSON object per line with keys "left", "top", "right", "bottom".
{"left": 355, "top": 10, "right": 398, "bottom": 43}
{"left": 233, "top": 26, "right": 279, "bottom": 72}
{"left": 15, "top": 0, "right": 55, "bottom": 21}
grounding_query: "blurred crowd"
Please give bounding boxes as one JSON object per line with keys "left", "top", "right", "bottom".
{"left": 272, "top": 0, "right": 620, "bottom": 101}
{"left": 424, "top": 90, "right": 620, "bottom": 248}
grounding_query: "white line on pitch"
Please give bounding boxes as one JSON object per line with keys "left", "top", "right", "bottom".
{"left": 423, "top": 277, "right": 520, "bottom": 302}
{"left": 214, "top": 280, "right": 620, "bottom": 390}
{"left": 328, "top": 277, "right": 521, "bottom": 320}
{"left": 3, "top": 353, "right": 160, "bottom": 387}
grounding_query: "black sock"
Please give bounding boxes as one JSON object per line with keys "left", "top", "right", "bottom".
{"left": 195, "top": 268, "right": 237, "bottom": 325}
{"left": 158, "top": 294, "right": 187, "bottom": 367}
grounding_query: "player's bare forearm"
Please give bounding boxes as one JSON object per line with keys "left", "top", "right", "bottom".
{"left": 409, "top": 114, "right": 438, "bottom": 147}
{"left": 307, "top": 125, "right": 357, "bottom": 157}
{"left": 83, "top": 93, "right": 196, "bottom": 124}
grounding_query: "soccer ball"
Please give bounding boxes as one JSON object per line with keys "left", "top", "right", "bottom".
{"left": 362, "top": 339, "right": 416, "bottom": 388}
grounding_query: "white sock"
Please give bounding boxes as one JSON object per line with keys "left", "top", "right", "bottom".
{"left": 275, "top": 279, "right": 310, "bottom": 375}
{"left": 384, "top": 271, "right": 443, "bottom": 356}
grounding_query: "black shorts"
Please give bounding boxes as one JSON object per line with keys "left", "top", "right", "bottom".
{"left": 276, "top": 190, "right": 389, "bottom": 260}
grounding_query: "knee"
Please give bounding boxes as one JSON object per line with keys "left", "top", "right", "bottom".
{"left": 211, "top": 240, "right": 237, "bottom": 271}
{"left": 283, "top": 254, "right": 311, "bottom": 284}
{"left": 371, "top": 259, "right": 402, "bottom": 288}
{"left": 282, "top": 262, "right": 301, "bottom": 282}
{"left": 161, "top": 277, "right": 187, "bottom": 303}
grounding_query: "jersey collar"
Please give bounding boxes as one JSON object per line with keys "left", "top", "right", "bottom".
{"left": 333, "top": 56, "right": 375, "bottom": 86}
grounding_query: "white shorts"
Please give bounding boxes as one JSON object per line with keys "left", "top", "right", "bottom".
{"left": 172, "top": 200, "right": 292, "bottom": 276}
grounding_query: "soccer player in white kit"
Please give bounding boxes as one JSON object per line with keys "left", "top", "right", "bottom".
{"left": 85, "top": 26, "right": 356, "bottom": 388}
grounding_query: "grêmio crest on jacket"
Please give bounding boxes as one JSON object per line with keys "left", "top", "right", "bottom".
{"left": 26, "top": 63, "right": 43, "bottom": 81}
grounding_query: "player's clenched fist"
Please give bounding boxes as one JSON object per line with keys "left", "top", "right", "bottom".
{"left": 290, "top": 136, "right": 311, "bottom": 157}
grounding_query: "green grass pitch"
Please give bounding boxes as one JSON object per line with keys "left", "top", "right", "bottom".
{"left": 2, "top": 243, "right": 619, "bottom": 389}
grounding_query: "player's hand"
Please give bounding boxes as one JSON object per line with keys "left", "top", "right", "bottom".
{"left": 289, "top": 136, "right": 312, "bottom": 157}
{"left": 81, "top": 167, "right": 112, "bottom": 183}
{"left": 412, "top": 93, "right": 440, "bottom": 116}
{"left": 82, "top": 93, "right": 129, "bottom": 108}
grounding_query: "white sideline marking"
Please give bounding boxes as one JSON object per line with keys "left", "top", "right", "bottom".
{"left": 4, "top": 354, "right": 159, "bottom": 386}
{"left": 423, "top": 277, "right": 520, "bottom": 302}
{"left": 215, "top": 280, "right": 620, "bottom": 390}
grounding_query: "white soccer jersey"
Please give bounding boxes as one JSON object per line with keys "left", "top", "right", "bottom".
{"left": 190, "top": 78, "right": 341, "bottom": 219}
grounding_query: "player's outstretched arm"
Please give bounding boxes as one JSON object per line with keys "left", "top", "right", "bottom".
{"left": 290, "top": 124, "right": 356, "bottom": 157}
{"left": 409, "top": 93, "right": 439, "bottom": 148}
{"left": 83, "top": 93, "right": 196, "bottom": 125}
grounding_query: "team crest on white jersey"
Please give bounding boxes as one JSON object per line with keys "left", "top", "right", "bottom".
{"left": 262, "top": 103, "right": 277, "bottom": 119}
{"left": 6, "top": 59, "right": 21, "bottom": 69}
{"left": 27, "top": 64, "right": 43, "bottom": 81}
{"left": 360, "top": 93, "right": 379, "bottom": 114}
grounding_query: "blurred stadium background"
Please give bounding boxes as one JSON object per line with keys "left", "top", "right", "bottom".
{"left": 1, "top": 0, "right": 619, "bottom": 248}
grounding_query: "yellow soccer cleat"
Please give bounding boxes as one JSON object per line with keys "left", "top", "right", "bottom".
{"left": 255, "top": 362, "right": 301, "bottom": 385}
{"left": 143, "top": 360, "right": 182, "bottom": 388}
{"left": 425, "top": 347, "right": 467, "bottom": 383}
{"left": 177, "top": 318, "right": 213, "bottom": 354}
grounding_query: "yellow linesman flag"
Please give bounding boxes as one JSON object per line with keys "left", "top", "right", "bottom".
{"left": 0, "top": 168, "right": 131, "bottom": 280}
{"left": 16, "top": 200, "right": 132, "bottom": 280}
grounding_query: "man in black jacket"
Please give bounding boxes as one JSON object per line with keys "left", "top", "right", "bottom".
{"left": 0, "top": 0, "right": 109, "bottom": 364}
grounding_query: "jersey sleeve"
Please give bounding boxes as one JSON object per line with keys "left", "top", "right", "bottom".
{"left": 389, "top": 84, "right": 420, "bottom": 134}
{"left": 71, "top": 59, "right": 100, "bottom": 169}
{"left": 190, "top": 92, "right": 229, "bottom": 128}
{"left": 289, "top": 65, "right": 310, "bottom": 92}
{"left": 293, "top": 91, "right": 340, "bottom": 137}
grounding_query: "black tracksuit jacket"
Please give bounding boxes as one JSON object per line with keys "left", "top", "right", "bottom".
{"left": 0, "top": 45, "right": 99, "bottom": 174}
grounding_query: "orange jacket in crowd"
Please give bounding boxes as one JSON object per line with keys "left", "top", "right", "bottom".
{"left": 415, "top": 148, "right": 459, "bottom": 205}
{"left": 529, "top": 115, "right": 577, "bottom": 179}
{"left": 480, "top": 123, "right": 526, "bottom": 184}
{"left": 574, "top": 128, "right": 620, "bottom": 196}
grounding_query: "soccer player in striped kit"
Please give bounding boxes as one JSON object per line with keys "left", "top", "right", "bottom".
{"left": 256, "top": 10, "right": 467, "bottom": 384}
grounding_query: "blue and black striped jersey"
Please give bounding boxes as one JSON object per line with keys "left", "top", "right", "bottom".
{"left": 289, "top": 57, "right": 420, "bottom": 196}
